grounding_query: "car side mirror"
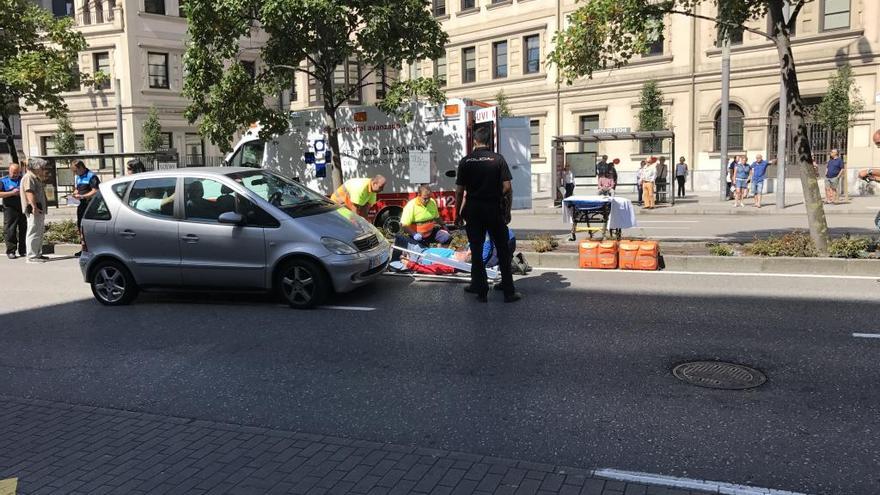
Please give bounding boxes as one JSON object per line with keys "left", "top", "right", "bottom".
{"left": 218, "top": 212, "right": 244, "bottom": 225}
{"left": 445, "top": 170, "right": 457, "bottom": 178}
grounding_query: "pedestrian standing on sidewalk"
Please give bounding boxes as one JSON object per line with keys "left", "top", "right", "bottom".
{"left": 71, "top": 160, "right": 100, "bottom": 257}
{"left": 733, "top": 155, "right": 752, "bottom": 208}
{"left": 642, "top": 157, "right": 657, "bottom": 209}
{"left": 1, "top": 164, "right": 26, "bottom": 259}
{"left": 562, "top": 164, "right": 575, "bottom": 198}
{"left": 675, "top": 157, "right": 688, "bottom": 198}
{"left": 824, "top": 149, "right": 844, "bottom": 204}
{"left": 655, "top": 156, "right": 668, "bottom": 202}
{"left": 727, "top": 157, "right": 737, "bottom": 200}
{"left": 750, "top": 154, "right": 770, "bottom": 208}
{"left": 454, "top": 126, "right": 521, "bottom": 303}
{"left": 636, "top": 160, "right": 646, "bottom": 205}
{"left": 20, "top": 158, "right": 49, "bottom": 263}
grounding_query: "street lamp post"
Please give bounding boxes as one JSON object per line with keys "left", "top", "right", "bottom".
{"left": 719, "top": 39, "right": 730, "bottom": 201}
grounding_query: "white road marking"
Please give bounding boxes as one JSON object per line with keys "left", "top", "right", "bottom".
{"left": 592, "top": 468, "right": 807, "bottom": 495}
{"left": 636, "top": 220, "right": 700, "bottom": 223}
{"left": 319, "top": 305, "right": 376, "bottom": 311}
{"left": 532, "top": 267, "right": 880, "bottom": 280}
{"left": 853, "top": 333, "right": 880, "bottom": 339}
{"left": 631, "top": 227, "right": 691, "bottom": 230}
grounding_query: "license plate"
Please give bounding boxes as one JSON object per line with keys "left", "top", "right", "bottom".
{"left": 371, "top": 250, "right": 389, "bottom": 269}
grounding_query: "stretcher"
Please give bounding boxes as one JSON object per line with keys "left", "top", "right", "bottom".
{"left": 386, "top": 245, "right": 501, "bottom": 282}
{"left": 565, "top": 197, "right": 620, "bottom": 240}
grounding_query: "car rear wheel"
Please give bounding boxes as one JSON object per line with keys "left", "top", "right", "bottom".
{"left": 276, "top": 258, "right": 330, "bottom": 309}
{"left": 376, "top": 208, "right": 402, "bottom": 234}
{"left": 90, "top": 260, "right": 139, "bottom": 306}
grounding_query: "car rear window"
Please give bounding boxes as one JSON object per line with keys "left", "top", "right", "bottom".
{"left": 83, "top": 192, "right": 111, "bottom": 221}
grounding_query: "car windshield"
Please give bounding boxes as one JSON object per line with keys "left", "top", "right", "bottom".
{"left": 226, "top": 170, "right": 334, "bottom": 212}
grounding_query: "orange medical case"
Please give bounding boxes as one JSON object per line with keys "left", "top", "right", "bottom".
{"left": 618, "top": 240, "right": 641, "bottom": 270}
{"left": 635, "top": 240, "right": 660, "bottom": 270}
{"left": 578, "top": 241, "right": 600, "bottom": 269}
{"left": 597, "top": 240, "right": 619, "bottom": 269}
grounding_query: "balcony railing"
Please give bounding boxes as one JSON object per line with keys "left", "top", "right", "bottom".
{"left": 76, "top": 1, "right": 121, "bottom": 27}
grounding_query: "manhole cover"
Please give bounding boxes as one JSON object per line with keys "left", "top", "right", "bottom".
{"left": 672, "top": 361, "right": 766, "bottom": 390}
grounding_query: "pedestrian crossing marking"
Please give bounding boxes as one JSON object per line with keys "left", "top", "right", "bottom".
{"left": 0, "top": 478, "right": 18, "bottom": 495}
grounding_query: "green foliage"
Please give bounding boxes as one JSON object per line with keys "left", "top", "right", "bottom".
{"left": 816, "top": 64, "right": 864, "bottom": 135}
{"left": 376, "top": 77, "right": 446, "bottom": 123}
{"left": 828, "top": 234, "right": 870, "bottom": 259}
{"left": 531, "top": 233, "right": 560, "bottom": 253}
{"left": 183, "top": 0, "right": 448, "bottom": 187}
{"left": 44, "top": 220, "right": 80, "bottom": 245}
{"left": 0, "top": 0, "right": 98, "bottom": 161}
{"left": 495, "top": 90, "right": 513, "bottom": 117}
{"left": 707, "top": 243, "right": 734, "bottom": 256}
{"left": 638, "top": 80, "right": 665, "bottom": 131}
{"left": 745, "top": 231, "right": 817, "bottom": 258}
{"left": 53, "top": 114, "right": 77, "bottom": 155}
{"left": 141, "top": 106, "right": 164, "bottom": 152}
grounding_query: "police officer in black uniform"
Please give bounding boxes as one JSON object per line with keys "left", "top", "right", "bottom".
{"left": 454, "top": 126, "right": 521, "bottom": 303}
{"left": 0, "top": 163, "right": 26, "bottom": 259}
{"left": 71, "top": 160, "right": 100, "bottom": 257}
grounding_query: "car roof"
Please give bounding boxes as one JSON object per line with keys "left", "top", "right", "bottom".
{"left": 102, "top": 167, "right": 260, "bottom": 186}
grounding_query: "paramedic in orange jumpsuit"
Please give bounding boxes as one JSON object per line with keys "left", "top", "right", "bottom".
{"left": 330, "top": 175, "right": 387, "bottom": 219}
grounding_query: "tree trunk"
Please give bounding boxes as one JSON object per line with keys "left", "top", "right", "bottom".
{"left": 770, "top": 3, "right": 830, "bottom": 254}
{"left": 1, "top": 111, "right": 20, "bottom": 164}
{"left": 321, "top": 80, "right": 344, "bottom": 189}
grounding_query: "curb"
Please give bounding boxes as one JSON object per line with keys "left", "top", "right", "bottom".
{"left": 523, "top": 251, "right": 880, "bottom": 276}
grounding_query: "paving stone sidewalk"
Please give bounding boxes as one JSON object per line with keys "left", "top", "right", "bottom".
{"left": 0, "top": 395, "right": 710, "bottom": 495}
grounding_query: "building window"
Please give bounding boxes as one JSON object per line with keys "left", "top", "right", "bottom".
{"left": 493, "top": 41, "right": 508, "bottom": 79}
{"left": 432, "top": 0, "right": 445, "bottom": 16}
{"left": 718, "top": 26, "right": 744, "bottom": 46}
{"left": 461, "top": 0, "right": 475, "bottom": 10}
{"left": 645, "top": 34, "right": 664, "bottom": 56}
{"left": 714, "top": 104, "right": 745, "bottom": 151}
{"left": 529, "top": 120, "right": 541, "bottom": 158}
{"left": 308, "top": 73, "right": 322, "bottom": 107}
{"left": 98, "top": 133, "right": 114, "bottom": 169}
{"left": 579, "top": 115, "right": 599, "bottom": 153}
{"left": 434, "top": 55, "right": 447, "bottom": 87}
{"left": 93, "top": 52, "right": 111, "bottom": 90}
{"left": 462, "top": 47, "right": 476, "bottom": 83}
{"left": 409, "top": 61, "right": 419, "bottom": 80}
{"left": 376, "top": 66, "right": 387, "bottom": 100}
{"left": 52, "top": 0, "right": 74, "bottom": 17}
{"left": 241, "top": 61, "right": 256, "bottom": 80}
{"left": 66, "top": 65, "right": 81, "bottom": 92}
{"left": 158, "top": 132, "right": 173, "bottom": 151}
{"left": 523, "top": 35, "right": 541, "bottom": 74}
{"left": 148, "top": 53, "right": 169, "bottom": 89}
{"left": 144, "top": 0, "right": 166, "bottom": 15}
{"left": 822, "top": 0, "right": 850, "bottom": 31}
{"left": 185, "top": 133, "right": 205, "bottom": 167}
{"left": 291, "top": 76, "right": 299, "bottom": 102}
{"left": 41, "top": 135, "right": 84, "bottom": 155}
{"left": 333, "top": 58, "right": 362, "bottom": 104}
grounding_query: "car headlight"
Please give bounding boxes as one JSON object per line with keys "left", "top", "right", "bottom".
{"left": 321, "top": 237, "right": 358, "bottom": 255}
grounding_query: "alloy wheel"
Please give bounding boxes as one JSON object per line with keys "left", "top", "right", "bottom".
{"left": 94, "top": 266, "right": 126, "bottom": 303}
{"left": 282, "top": 266, "right": 315, "bottom": 305}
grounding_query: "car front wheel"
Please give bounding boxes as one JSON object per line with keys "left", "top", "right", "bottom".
{"left": 90, "top": 260, "right": 139, "bottom": 306}
{"left": 276, "top": 258, "right": 330, "bottom": 309}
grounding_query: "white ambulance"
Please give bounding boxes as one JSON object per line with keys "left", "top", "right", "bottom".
{"left": 225, "top": 98, "right": 532, "bottom": 232}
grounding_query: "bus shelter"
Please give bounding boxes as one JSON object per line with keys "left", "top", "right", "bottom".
{"left": 551, "top": 130, "right": 677, "bottom": 205}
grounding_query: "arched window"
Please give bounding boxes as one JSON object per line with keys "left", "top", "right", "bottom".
{"left": 714, "top": 104, "right": 744, "bottom": 151}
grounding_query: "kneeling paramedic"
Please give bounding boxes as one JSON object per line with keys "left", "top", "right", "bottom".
{"left": 401, "top": 185, "right": 451, "bottom": 245}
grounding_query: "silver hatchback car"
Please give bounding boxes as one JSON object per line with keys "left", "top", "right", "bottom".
{"left": 79, "top": 167, "right": 390, "bottom": 308}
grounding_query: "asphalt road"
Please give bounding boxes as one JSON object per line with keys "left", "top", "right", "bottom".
{"left": 1, "top": 259, "right": 879, "bottom": 494}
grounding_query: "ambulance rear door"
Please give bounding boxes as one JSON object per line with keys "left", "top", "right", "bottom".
{"left": 499, "top": 117, "right": 532, "bottom": 210}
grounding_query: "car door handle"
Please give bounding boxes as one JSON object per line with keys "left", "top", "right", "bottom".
{"left": 181, "top": 234, "right": 199, "bottom": 243}
{"left": 119, "top": 230, "right": 136, "bottom": 239}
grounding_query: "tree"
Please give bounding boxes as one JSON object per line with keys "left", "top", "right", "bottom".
{"left": 549, "top": 0, "right": 832, "bottom": 254}
{"left": 53, "top": 114, "right": 77, "bottom": 155}
{"left": 183, "top": 0, "right": 449, "bottom": 188}
{"left": 495, "top": 90, "right": 513, "bottom": 117}
{"left": 816, "top": 64, "right": 863, "bottom": 150}
{"left": 141, "top": 106, "right": 164, "bottom": 152}
{"left": 0, "top": 0, "right": 91, "bottom": 163}
{"left": 637, "top": 80, "right": 666, "bottom": 154}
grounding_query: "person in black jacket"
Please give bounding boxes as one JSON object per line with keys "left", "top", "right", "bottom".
{"left": 454, "top": 126, "right": 521, "bottom": 303}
